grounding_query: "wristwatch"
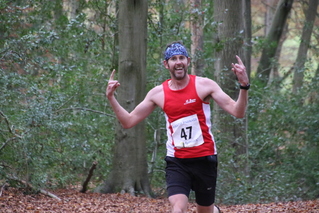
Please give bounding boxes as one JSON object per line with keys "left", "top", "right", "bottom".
{"left": 239, "top": 83, "right": 250, "bottom": 90}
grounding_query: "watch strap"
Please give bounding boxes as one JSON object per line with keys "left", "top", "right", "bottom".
{"left": 240, "top": 84, "right": 250, "bottom": 90}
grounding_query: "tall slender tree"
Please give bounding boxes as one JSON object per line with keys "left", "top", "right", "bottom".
{"left": 264, "top": 0, "right": 288, "bottom": 84}
{"left": 190, "top": 0, "right": 204, "bottom": 76}
{"left": 213, "top": 0, "right": 250, "bottom": 173}
{"left": 243, "top": 0, "right": 252, "bottom": 78}
{"left": 95, "top": 0, "right": 151, "bottom": 196}
{"left": 292, "top": 0, "right": 319, "bottom": 93}
{"left": 256, "top": 0, "right": 294, "bottom": 87}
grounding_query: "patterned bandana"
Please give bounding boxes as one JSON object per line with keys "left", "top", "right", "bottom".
{"left": 164, "top": 43, "right": 189, "bottom": 61}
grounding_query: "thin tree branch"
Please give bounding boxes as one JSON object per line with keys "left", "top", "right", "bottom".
{"left": 0, "top": 110, "right": 15, "bottom": 135}
{"left": 54, "top": 107, "right": 115, "bottom": 117}
{"left": 6, "top": 175, "right": 61, "bottom": 201}
{"left": 55, "top": 95, "right": 76, "bottom": 111}
{"left": 0, "top": 137, "right": 18, "bottom": 152}
{"left": 0, "top": 110, "right": 22, "bottom": 139}
{"left": 0, "top": 183, "right": 8, "bottom": 197}
{"left": 0, "top": 110, "right": 22, "bottom": 152}
{"left": 80, "top": 161, "right": 98, "bottom": 193}
{"left": 277, "top": 66, "right": 294, "bottom": 85}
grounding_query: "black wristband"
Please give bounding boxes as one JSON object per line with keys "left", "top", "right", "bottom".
{"left": 240, "top": 84, "right": 250, "bottom": 90}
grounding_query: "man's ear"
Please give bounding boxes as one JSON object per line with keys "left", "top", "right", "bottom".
{"left": 163, "top": 60, "right": 169, "bottom": 69}
{"left": 187, "top": 57, "right": 191, "bottom": 66}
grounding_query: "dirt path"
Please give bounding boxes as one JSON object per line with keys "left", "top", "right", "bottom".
{"left": 1, "top": 188, "right": 318, "bottom": 212}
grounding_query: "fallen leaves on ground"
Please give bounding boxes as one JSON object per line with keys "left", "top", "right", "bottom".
{"left": 1, "top": 187, "right": 319, "bottom": 213}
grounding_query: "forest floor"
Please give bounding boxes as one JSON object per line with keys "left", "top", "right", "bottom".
{"left": 1, "top": 187, "right": 319, "bottom": 213}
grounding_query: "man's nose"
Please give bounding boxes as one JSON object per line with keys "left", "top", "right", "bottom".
{"left": 175, "top": 59, "right": 183, "bottom": 64}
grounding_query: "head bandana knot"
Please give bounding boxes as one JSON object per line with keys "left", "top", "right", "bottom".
{"left": 164, "top": 43, "right": 189, "bottom": 61}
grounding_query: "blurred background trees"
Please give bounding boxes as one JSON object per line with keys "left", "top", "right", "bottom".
{"left": 1, "top": 0, "right": 318, "bottom": 204}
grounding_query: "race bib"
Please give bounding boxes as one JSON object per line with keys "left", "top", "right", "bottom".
{"left": 171, "top": 114, "right": 204, "bottom": 148}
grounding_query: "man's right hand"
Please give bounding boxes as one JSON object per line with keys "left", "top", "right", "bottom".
{"left": 106, "top": 69, "right": 120, "bottom": 99}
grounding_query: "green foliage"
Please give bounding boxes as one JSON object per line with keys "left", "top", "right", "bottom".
{"left": 216, "top": 79, "right": 319, "bottom": 204}
{"left": 1, "top": 0, "right": 116, "bottom": 189}
{"left": 1, "top": 0, "right": 319, "bottom": 206}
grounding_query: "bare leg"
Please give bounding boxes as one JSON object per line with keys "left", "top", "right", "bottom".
{"left": 168, "top": 194, "right": 188, "bottom": 213}
{"left": 197, "top": 204, "right": 220, "bottom": 213}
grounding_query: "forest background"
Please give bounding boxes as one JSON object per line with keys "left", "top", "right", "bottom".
{"left": 1, "top": 0, "right": 319, "bottom": 205}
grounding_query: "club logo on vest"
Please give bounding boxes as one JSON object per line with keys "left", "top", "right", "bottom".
{"left": 184, "top": 99, "right": 196, "bottom": 105}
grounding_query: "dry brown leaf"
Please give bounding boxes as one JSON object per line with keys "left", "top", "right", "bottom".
{"left": 1, "top": 187, "right": 318, "bottom": 213}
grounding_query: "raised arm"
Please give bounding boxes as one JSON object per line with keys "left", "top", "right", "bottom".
{"left": 202, "top": 56, "right": 249, "bottom": 118}
{"left": 230, "top": 55, "right": 249, "bottom": 117}
{"left": 211, "top": 84, "right": 248, "bottom": 118}
{"left": 106, "top": 70, "right": 157, "bottom": 129}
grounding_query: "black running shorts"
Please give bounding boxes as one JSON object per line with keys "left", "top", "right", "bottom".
{"left": 165, "top": 155, "right": 218, "bottom": 206}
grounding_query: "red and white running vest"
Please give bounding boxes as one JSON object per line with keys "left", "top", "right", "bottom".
{"left": 162, "top": 75, "right": 217, "bottom": 158}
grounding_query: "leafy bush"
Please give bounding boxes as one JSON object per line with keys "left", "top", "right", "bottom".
{"left": 0, "top": 1, "right": 116, "bottom": 190}
{"left": 216, "top": 79, "right": 319, "bottom": 204}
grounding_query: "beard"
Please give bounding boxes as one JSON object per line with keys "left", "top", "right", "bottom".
{"left": 170, "top": 67, "right": 188, "bottom": 80}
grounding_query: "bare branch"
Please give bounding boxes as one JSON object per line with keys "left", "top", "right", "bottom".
{"left": 54, "top": 107, "right": 115, "bottom": 117}
{"left": 55, "top": 95, "right": 76, "bottom": 111}
{"left": 0, "top": 137, "right": 18, "bottom": 152}
{"left": 0, "top": 183, "right": 9, "bottom": 197}
{"left": 0, "top": 110, "right": 13, "bottom": 134}
{"left": 38, "top": 188, "right": 61, "bottom": 201}
{"left": 80, "top": 161, "right": 98, "bottom": 193}
{"left": 0, "top": 110, "right": 22, "bottom": 151}
{"left": 6, "top": 175, "right": 62, "bottom": 201}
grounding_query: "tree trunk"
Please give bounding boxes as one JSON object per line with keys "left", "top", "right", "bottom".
{"left": 213, "top": 0, "right": 249, "bottom": 172}
{"left": 309, "top": 63, "right": 319, "bottom": 103}
{"left": 190, "top": 0, "right": 204, "bottom": 76}
{"left": 95, "top": 0, "right": 151, "bottom": 197}
{"left": 63, "top": 0, "right": 79, "bottom": 20}
{"left": 270, "top": 22, "right": 288, "bottom": 84}
{"left": 256, "top": 0, "right": 294, "bottom": 87}
{"left": 242, "top": 0, "right": 252, "bottom": 176}
{"left": 264, "top": 0, "right": 278, "bottom": 35}
{"left": 264, "top": 0, "right": 284, "bottom": 83}
{"left": 292, "top": 0, "right": 319, "bottom": 93}
{"left": 243, "top": 0, "right": 252, "bottom": 78}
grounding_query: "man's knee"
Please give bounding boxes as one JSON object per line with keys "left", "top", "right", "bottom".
{"left": 169, "top": 194, "right": 188, "bottom": 213}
